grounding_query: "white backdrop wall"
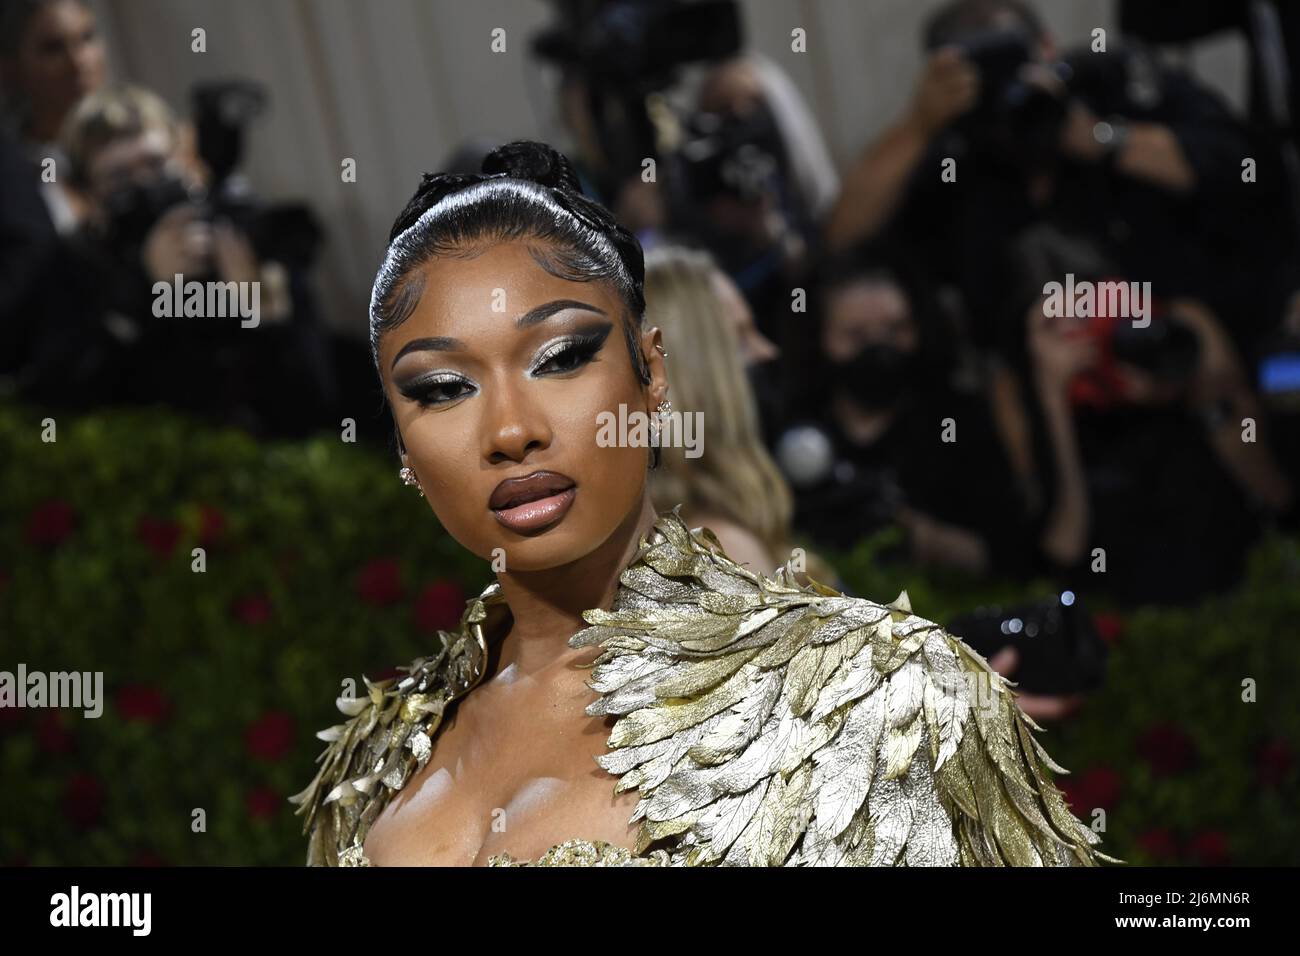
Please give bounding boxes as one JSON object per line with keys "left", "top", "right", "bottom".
{"left": 89, "top": 0, "right": 1246, "bottom": 336}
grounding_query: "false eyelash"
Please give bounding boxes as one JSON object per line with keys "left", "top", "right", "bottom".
{"left": 529, "top": 326, "right": 612, "bottom": 376}
{"left": 399, "top": 371, "right": 476, "bottom": 408}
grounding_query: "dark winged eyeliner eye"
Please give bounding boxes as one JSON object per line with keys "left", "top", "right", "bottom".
{"left": 532, "top": 322, "right": 613, "bottom": 373}
{"left": 397, "top": 370, "right": 474, "bottom": 407}
{"left": 396, "top": 320, "right": 612, "bottom": 406}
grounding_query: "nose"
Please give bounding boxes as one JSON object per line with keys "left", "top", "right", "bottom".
{"left": 748, "top": 328, "right": 780, "bottom": 364}
{"left": 73, "top": 46, "right": 97, "bottom": 78}
{"left": 481, "top": 375, "right": 553, "bottom": 465}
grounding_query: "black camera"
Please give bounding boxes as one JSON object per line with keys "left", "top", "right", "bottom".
{"left": 104, "top": 174, "right": 193, "bottom": 247}
{"left": 1111, "top": 311, "right": 1200, "bottom": 384}
{"left": 673, "top": 105, "right": 786, "bottom": 206}
{"left": 191, "top": 80, "right": 322, "bottom": 270}
{"left": 101, "top": 80, "right": 321, "bottom": 271}
{"left": 531, "top": 0, "right": 742, "bottom": 187}
{"left": 954, "top": 27, "right": 1071, "bottom": 170}
{"left": 947, "top": 591, "right": 1108, "bottom": 695}
{"left": 532, "top": 0, "right": 740, "bottom": 85}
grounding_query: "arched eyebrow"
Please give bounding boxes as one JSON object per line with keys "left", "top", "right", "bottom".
{"left": 516, "top": 298, "right": 606, "bottom": 329}
{"left": 390, "top": 299, "right": 607, "bottom": 369}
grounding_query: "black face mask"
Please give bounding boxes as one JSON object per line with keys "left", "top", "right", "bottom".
{"left": 829, "top": 344, "right": 917, "bottom": 409}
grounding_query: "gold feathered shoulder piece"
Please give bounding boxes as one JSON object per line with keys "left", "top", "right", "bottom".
{"left": 288, "top": 585, "right": 504, "bottom": 866}
{"left": 568, "top": 506, "right": 1121, "bottom": 866}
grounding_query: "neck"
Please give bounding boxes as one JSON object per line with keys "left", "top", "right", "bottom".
{"left": 491, "top": 492, "right": 660, "bottom": 675}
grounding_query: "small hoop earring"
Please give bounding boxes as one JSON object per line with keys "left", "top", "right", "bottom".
{"left": 655, "top": 344, "right": 668, "bottom": 357}
{"left": 649, "top": 399, "right": 671, "bottom": 471}
{"left": 399, "top": 466, "right": 424, "bottom": 497}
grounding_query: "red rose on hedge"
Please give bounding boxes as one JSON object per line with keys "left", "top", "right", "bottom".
{"left": 1057, "top": 765, "right": 1122, "bottom": 814}
{"left": 415, "top": 580, "right": 466, "bottom": 634}
{"left": 1137, "top": 722, "right": 1196, "bottom": 777}
{"left": 233, "top": 593, "right": 273, "bottom": 626}
{"left": 116, "top": 685, "right": 171, "bottom": 724}
{"left": 25, "top": 499, "right": 75, "bottom": 547}
{"left": 63, "top": 772, "right": 105, "bottom": 829}
{"left": 1256, "top": 738, "right": 1293, "bottom": 788}
{"left": 1091, "top": 612, "right": 1125, "bottom": 646}
{"left": 1135, "top": 828, "right": 1178, "bottom": 861}
{"left": 136, "top": 515, "right": 181, "bottom": 560}
{"left": 36, "top": 711, "right": 73, "bottom": 755}
{"left": 246, "top": 786, "right": 280, "bottom": 820}
{"left": 1186, "top": 830, "right": 1231, "bottom": 866}
{"left": 246, "top": 711, "right": 295, "bottom": 762}
{"left": 198, "top": 504, "right": 226, "bottom": 548}
{"left": 356, "top": 558, "right": 404, "bottom": 606}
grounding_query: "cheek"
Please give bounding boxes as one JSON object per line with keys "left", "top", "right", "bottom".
{"left": 400, "top": 412, "right": 483, "bottom": 542}
{"left": 560, "top": 365, "right": 649, "bottom": 498}
{"left": 823, "top": 330, "right": 852, "bottom": 362}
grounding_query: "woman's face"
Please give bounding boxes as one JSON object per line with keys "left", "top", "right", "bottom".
{"left": 378, "top": 240, "right": 666, "bottom": 572}
{"left": 12, "top": 0, "right": 105, "bottom": 130}
{"left": 85, "top": 126, "right": 180, "bottom": 208}
{"left": 710, "top": 268, "right": 778, "bottom": 367}
{"left": 821, "top": 278, "right": 918, "bottom": 362}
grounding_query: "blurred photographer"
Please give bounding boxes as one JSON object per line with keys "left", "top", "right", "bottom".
{"left": 1008, "top": 280, "right": 1293, "bottom": 605}
{"left": 18, "top": 83, "right": 337, "bottom": 436}
{"left": 776, "top": 245, "right": 1044, "bottom": 578}
{"left": 0, "top": 0, "right": 107, "bottom": 233}
{"left": 825, "top": 0, "right": 1257, "bottom": 349}
{"left": 534, "top": 2, "right": 828, "bottom": 352}
{"left": 666, "top": 54, "right": 831, "bottom": 351}
{"left": 0, "top": 0, "right": 107, "bottom": 377}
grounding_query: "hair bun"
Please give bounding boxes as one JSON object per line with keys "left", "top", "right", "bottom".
{"left": 481, "top": 140, "right": 582, "bottom": 192}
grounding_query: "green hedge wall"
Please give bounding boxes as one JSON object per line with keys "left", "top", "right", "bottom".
{"left": 1, "top": 403, "right": 1296, "bottom": 865}
{"left": 0, "top": 403, "right": 487, "bottom": 865}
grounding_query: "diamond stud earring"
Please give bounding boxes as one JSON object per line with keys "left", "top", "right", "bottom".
{"left": 399, "top": 466, "right": 424, "bottom": 497}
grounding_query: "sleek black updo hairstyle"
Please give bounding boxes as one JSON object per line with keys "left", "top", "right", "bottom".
{"left": 369, "top": 140, "right": 650, "bottom": 386}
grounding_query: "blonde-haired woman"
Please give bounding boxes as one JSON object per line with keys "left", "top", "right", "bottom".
{"left": 645, "top": 244, "right": 829, "bottom": 581}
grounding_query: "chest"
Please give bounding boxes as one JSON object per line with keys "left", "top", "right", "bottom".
{"left": 360, "top": 672, "right": 643, "bottom": 866}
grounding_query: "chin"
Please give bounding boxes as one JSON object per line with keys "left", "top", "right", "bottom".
{"left": 487, "top": 529, "right": 593, "bottom": 571}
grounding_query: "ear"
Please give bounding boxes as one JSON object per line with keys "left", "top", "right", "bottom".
{"left": 639, "top": 325, "right": 669, "bottom": 412}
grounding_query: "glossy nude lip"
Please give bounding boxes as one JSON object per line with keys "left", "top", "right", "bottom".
{"left": 491, "top": 486, "right": 577, "bottom": 533}
{"left": 488, "top": 470, "right": 578, "bottom": 534}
